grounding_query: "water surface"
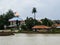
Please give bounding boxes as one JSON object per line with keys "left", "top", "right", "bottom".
{"left": 0, "top": 33, "right": 60, "bottom": 45}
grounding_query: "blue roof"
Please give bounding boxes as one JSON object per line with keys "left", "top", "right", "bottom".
{"left": 9, "top": 17, "right": 23, "bottom": 21}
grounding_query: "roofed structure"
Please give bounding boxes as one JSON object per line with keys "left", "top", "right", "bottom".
{"left": 32, "top": 25, "right": 51, "bottom": 29}
{"left": 9, "top": 17, "right": 23, "bottom": 22}
{"left": 8, "top": 12, "right": 23, "bottom": 29}
{"left": 56, "top": 24, "right": 60, "bottom": 28}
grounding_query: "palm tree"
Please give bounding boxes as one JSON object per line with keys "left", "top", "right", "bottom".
{"left": 32, "top": 7, "right": 37, "bottom": 25}
{"left": 32, "top": 7, "right": 37, "bottom": 20}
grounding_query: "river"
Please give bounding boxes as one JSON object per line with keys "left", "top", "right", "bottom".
{"left": 0, "top": 33, "right": 60, "bottom": 45}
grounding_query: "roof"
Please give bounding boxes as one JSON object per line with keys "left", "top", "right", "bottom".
{"left": 9, "top": 17, "right": 23, "bottom": 21}
{"left": 32, "top": 25, "right": 51, "bottom": 29}
{"left": 53, "top": 24, "right": 60, "bottom": 26}
{"left": 56, "top": 24, "right": 60, "bottom": 28}
{"left": 56, "top": 24, "right": 60, "bottom": 26}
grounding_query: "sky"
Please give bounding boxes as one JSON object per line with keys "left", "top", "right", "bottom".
{"left": 0, "top": 0, "right": 60, "bottom": 20}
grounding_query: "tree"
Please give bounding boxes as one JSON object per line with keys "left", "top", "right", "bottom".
{"left": 41, "top": 18, "right": 54, "bottom": 26}
{"left": 32, "top": 7, "right": 37, "bottom": 25}
{"left": 21, "top": 24, "right": 27, "bottom": 30}
{"left": 32, "top": 7, "right": 37, "bottom": 19}
{"left": 54, "top": 20, "right": 60, "bottom": 24}
{"left": 5, "top": 9, "right": 15, "bottom": 26}
{"left": 25, "top": 17, "right": 41, "bottom": 30}
{"left": 0, "top": 9, "right": 14, "bottom": 29}
{"left": 0, "top": 15, "right": 5, "bottom": 29}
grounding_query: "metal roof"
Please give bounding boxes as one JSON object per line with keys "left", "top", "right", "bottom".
{"left": 9, "top": 17, "right": 23, "bottom": 21}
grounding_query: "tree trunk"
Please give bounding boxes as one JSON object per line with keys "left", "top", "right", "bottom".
{"left": 34, "top": 13, "right": 36, "bottom": 26}
{"left": 34, "top": 13, "right": 36, "bottom": 20}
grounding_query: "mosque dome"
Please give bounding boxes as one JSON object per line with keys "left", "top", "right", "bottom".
{"left": 14, "top": 12, "right": 19, "bottom": 17}
{"left": 9, "top": 12, "right": 23, "bottom": 21}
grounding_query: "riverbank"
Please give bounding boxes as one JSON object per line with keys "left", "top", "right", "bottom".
{"left": 13, "top": 30, "right": 60, "bottom": 34}
{"left": 0, "top": 32, "right": 14, "bottom": 36}
{"left": 0, "top": 29, "right": 60, "bottom": 36}
{"left": 0, "top": 32, "right": 60, "bottom": 36}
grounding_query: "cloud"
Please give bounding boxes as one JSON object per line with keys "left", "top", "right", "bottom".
{"left": 0, "top": 0, "right": 60, "bottom": 20}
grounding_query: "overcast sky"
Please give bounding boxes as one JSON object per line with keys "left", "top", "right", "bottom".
{"left": 0, "top": 0, "right": 60, "bottom": 20}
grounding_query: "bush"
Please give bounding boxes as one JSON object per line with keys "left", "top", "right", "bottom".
{"left": 21, "top": 25, "right": 27, "bottom": 30}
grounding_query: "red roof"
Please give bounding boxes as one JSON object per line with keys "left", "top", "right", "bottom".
{"left": 32, "top": 25, "right": 51, "bottom": 29}
{"left": 53, "top": 24, "right": 60, "bottom": 27}
{"left": 56, "top": 24, "right": 60, "bottom": 26}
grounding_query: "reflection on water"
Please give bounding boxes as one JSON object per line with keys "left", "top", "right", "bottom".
{"left": 0, "top": 34, "right": 60, "bottom": 45}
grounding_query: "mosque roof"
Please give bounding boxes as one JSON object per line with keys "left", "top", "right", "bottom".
{"left": 9, "top": 17, "right": 23, "bottom": 21}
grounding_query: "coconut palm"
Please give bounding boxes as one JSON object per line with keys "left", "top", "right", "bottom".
{"left": 32, "top": 7, "right": 37, "bottom": 20}
{"left": 32, "top": 7, "right": 37, "bottom": 25}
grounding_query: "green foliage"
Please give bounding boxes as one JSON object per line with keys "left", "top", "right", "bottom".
{"left": 32, "top": 7, "right": 37, "bottom": 13}
{"left": 21, "top": 25, "right": 27, "bottom": 30}
{"left": 0, "top": 9, "right": 14, "bottom": 29}
{"left": 5, "top": 10, "right": 15, "bottom": 25}
{"left": 25, "top": 17, "right": 41, "bottom": 30}
{"left": 54, "top": 20, "right": 60, "bottom": 24}
{"left": 11, "top": 28, "right": 14, "bottom": 31}
{"left": 41, "top": 18, "right": 54, "bottom": 26}
{"left": 32, "top": 7, "right": 37, "bottom": 20}
{"left": 25, "top": 17, "right": 34, "bottom": 30}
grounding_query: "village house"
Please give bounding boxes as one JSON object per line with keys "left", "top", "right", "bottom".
{"left": 32, "top": 25, "right": 51, "bottom": 32}
{"left": 56, "top": 24, "right": 60, "bottom": 29}
{"left": 52, "top": 24, "right": 60, "bottom": 28}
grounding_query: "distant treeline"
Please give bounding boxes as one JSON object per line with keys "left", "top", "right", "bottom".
{"left": 0, "top": 9, "right": 59, "bottom": 30}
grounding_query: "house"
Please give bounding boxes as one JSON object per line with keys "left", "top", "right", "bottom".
{"left": 52, "top": 24, "right": 60, "bottom": 28}
{"left": 56, "top": 24, "right": 60, "bottom": 28}
{"left": 32, "top": 25, "right": 51, "bottom": 32}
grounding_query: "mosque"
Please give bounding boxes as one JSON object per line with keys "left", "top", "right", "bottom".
{"left": 8, "top": 12, "right": 25, "bottom": 28}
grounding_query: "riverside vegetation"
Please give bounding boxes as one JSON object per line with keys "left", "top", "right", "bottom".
{"left": 0, "top": 9, "right": 60, "bottom": 34}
